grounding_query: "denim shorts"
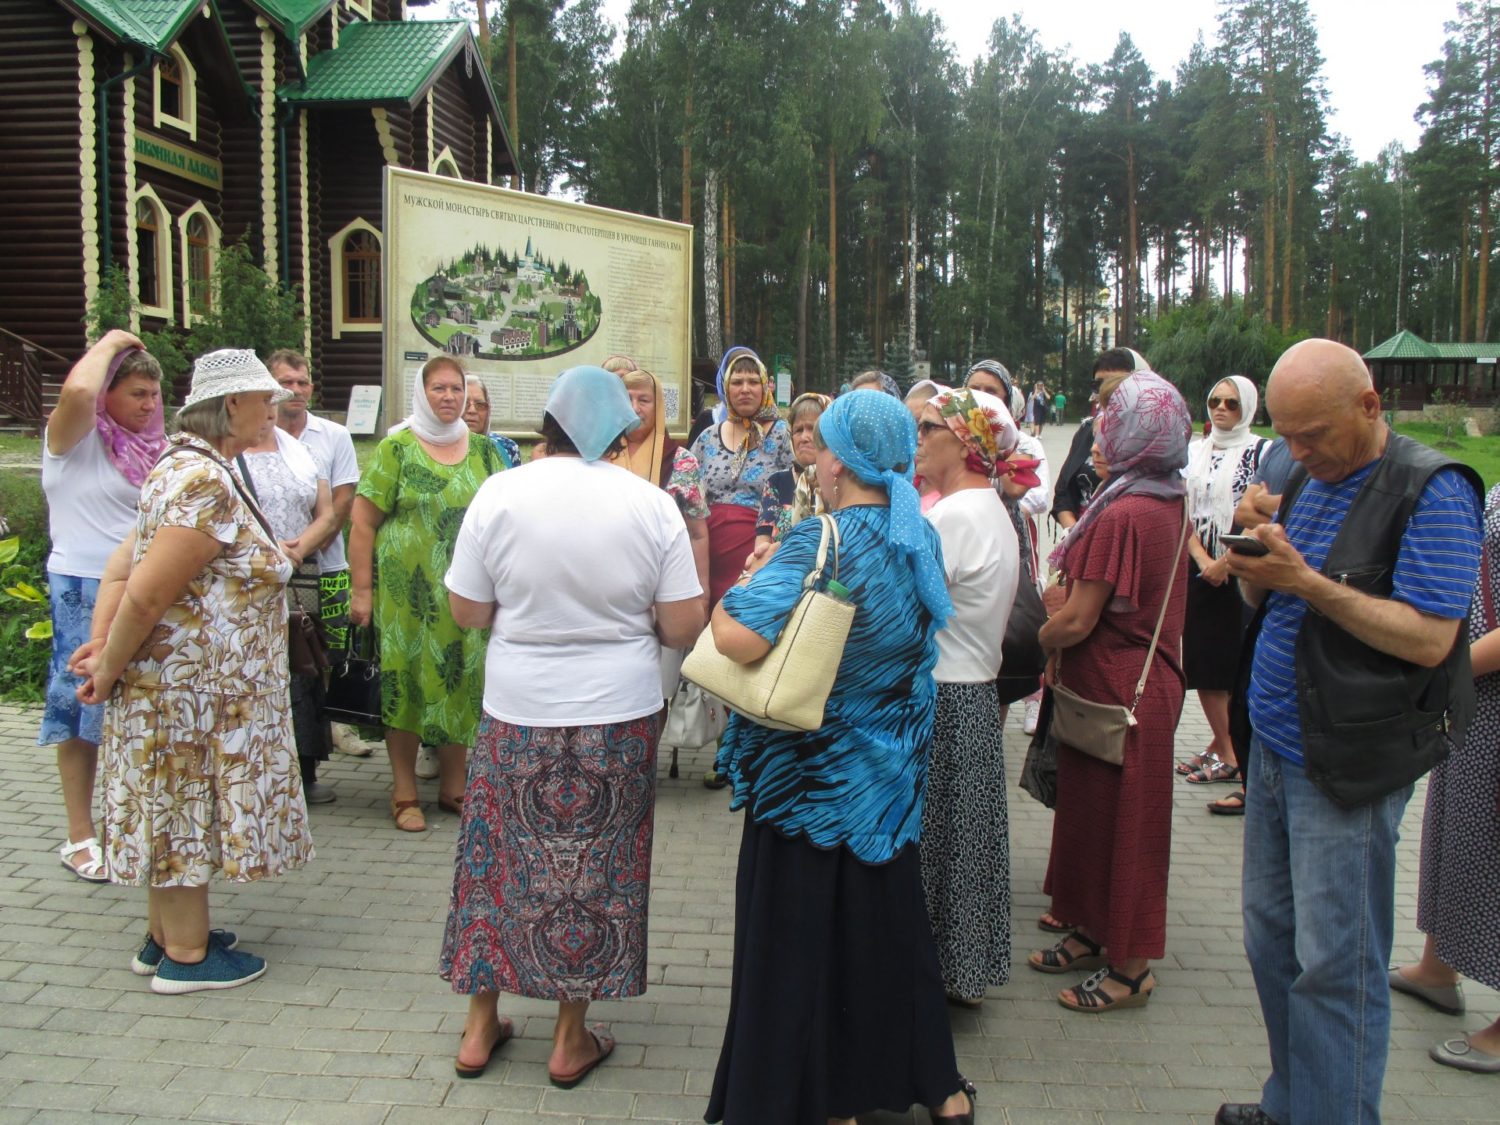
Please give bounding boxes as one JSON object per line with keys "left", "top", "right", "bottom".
{"left": 36, "top": 572, "right": 104, "bottom": 747}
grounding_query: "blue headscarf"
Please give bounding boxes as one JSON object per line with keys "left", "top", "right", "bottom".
{"left": 544, "top": 365, "right": 641, "bottom": 461}
{"left": 817, "top": 392, "right": 952, "bottom": 626}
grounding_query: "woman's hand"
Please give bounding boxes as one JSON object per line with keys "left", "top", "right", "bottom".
{"left": 350, "top": 588, "right": 372, "bottom": 627}
{"left": 73, "top": 647, "right": 120, "bottom": 706}
{"left": 1042, "top": 582, "right": 1068, "bottom": 616}
{"left": 280, "top": 539, "right": 306, "bottom": 568}
{"left": 1199, "top": 554, "right": 1231, "bottom": 587}
{"left": 742, "top": 540, "right": 777, "bottom": 579}
{"left": 67, "top": 638, "right": 105, "bottom": 675}
{"left": 1043, "top": 650, "right": 1059, "bottom": 688}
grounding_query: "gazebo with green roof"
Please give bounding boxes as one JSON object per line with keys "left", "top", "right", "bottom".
{"left": 1363, "top": 330, "right": 1500, "bottom": 410}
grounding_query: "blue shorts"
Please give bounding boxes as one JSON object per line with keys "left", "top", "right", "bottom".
{"left": 36, "top": 572, "right": 103, "bottom": 747}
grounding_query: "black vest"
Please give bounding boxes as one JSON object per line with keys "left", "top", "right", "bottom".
{"left": 1230, "top": 434, "right": 1483, "bottom": 808}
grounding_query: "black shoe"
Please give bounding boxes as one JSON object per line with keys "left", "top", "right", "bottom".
{"left": 1215, "top": 1105, "right": 1279, "bottom": 1125}
{"left": 930, "top": 1077, "right": 976, "bottom": 1125}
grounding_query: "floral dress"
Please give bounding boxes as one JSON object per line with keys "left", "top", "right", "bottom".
{"left": 357, "top": 430, "right": 503, "bottom": 745}
{"left": 100, "top": 434, "right": 313, "bottom": 887}
{"left": 689, "top": 419, "right": 793, "bottom": 510}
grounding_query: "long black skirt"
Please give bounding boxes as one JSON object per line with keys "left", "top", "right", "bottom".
{"left": 1182, "top": 562, "right": 1246, "bottom": 691}
{"left": 705, "top": 817, "right": 964, "bottom": 1125}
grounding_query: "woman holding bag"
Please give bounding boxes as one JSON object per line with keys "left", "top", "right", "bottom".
{"left": 1028, "top": 369, "right": 1191, "bottom": 1013}
{"left": 704, "top": 391, "right": 975, "bottom": 1125}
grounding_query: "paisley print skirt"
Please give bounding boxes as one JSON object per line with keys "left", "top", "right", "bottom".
{"left": 440, "top": 714, "right": 659, "bottom": 1001}
{"left": 100, "top": 683, "right": 313, "bottom": 887}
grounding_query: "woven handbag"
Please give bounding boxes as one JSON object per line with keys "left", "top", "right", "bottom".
{"left": 1050, "top": 506, "right": 1189, "bottom": 766}
{"left": 681, "top": 514, "right": 855, "bottom": 732}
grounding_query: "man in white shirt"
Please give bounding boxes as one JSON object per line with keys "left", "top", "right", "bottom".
{"left": 268, "top": 349, "right": 370, "bottom": 756}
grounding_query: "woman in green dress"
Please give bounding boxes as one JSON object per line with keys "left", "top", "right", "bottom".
{"left": 349, "top": 356, "right": 505, "bottom": 832}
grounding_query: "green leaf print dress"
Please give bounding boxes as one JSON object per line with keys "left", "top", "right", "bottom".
{"left": 356, "top": 430, "right": 502, "bottom": 745}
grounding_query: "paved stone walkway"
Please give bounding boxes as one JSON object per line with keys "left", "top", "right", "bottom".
{"left": 1, "top": 421, "right": 1497, "bottom": 1124}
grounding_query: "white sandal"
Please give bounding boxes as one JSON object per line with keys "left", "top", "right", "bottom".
{"left": 59, "top": 837, "right": 109, "bottom": 883}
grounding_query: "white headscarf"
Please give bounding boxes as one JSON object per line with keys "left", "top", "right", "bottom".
{"left": 388, "top": 365, "right": 470, "bottom": 444}
{"left": 1185, "top": 374, "right": 1260, "bottom": 546}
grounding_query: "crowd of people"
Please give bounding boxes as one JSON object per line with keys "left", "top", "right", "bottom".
{"left": 31, "top": 330, "right": 1499, "bottom": 1122}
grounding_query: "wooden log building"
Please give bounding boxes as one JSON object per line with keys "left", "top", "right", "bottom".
{"left": 0, "top": 0, "right": 516, "bottom": 419}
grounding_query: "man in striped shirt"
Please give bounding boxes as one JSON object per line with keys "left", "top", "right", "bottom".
{"left": 1218, "top": 339, "right": 1482, "bottom": 1125}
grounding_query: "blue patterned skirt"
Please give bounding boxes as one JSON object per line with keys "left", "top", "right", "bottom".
{"left": 440, "top": 713, "right": 658, "bottom": 1001}
{"left": 37, "top": 573, "right": 103, "bottom": 747}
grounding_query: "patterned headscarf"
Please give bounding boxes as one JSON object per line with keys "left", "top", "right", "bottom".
{"left": 711, "top": 345, "right": 778, "bottom": 472}
{"left": 786, "top": 392, "right": 833, "bottom": 529}
{"left": 848, "top": 370, "right": 903, "bottom": 398}
{"left": 95, "top": 348, "right": 166, "bottom": 487}
{"left": 1048, "top": 369, "right": 1191, "bottom": 574}
{"left": 818, "top": 391, "right": 952, "bottom": 626}
{"left": 927, "top": 388, "right": 1039, "bottom": 487}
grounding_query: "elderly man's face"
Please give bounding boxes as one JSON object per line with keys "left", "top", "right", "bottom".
{"left": 1267, "top": 377, "right": 1382, "bottom": 483}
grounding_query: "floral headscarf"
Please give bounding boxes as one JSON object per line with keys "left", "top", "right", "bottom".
{"left": 95, "top": 348, "right": 166, "bottom": 487}
{"left": 927, "top": 388, "right": 1039, "bottom": 488}
{"left": 786, "top": 392, "right": 833, "bottom": 530}
{"left": 1048, "top": 369, "right": 1191, "bottom": 575}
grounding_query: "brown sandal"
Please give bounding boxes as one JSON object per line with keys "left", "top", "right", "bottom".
{"left": 438, "top": 794, "right": 464, "bottom": 815}
{"left": 1028, "top": 931, "right": 1107, "bottom": 975}
{"left": 391, "top": 798, "right": 426, "bottom": 832}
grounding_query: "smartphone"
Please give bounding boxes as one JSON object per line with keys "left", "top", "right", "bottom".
{"left": 1220, "top": 533, "right": 1270, "bottom": 557}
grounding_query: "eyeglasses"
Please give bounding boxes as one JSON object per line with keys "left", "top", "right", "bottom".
{"left": 1208, "top": 397, "right": 1241, "bottom": 412}
{"left": 916, "top": 420, "right": 947, "bottom": 437}
{"left": 464, "top": 400, "right": 490, "bottom": 412}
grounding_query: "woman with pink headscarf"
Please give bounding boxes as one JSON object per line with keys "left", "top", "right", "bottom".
{"left": 1027, "top": 369, "right": 1192, "bottom": 1014}
{"left": 39, "top": 330, "right": 166, "bottom": 883}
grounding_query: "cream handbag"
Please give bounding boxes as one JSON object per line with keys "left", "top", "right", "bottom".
{"left": 681, "top": 514, "right": 855, "bottom": 732}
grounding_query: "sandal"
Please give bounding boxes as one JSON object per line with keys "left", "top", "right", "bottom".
{"left": 1208, "top": 790, "right": 1247, "bottom": 816}
{"left": 59, "top": 836, "right": 109, "bottom": 883}
{"left": 1183, "top": 754, "right": 1239, "bottom": 784}
{"left": 1059, "top": 965, "right": 1154, "bottom": 1012}
{"left": 390, "top": 798, "right": 426, "bottom": 832}
{"left": 1038, "top": 912, "right": 1076, "bottom": 933}
{"left": 548, "top": 1024, "right": 615, "bottom": 1089}
{"left": 455, "top": 1015, "right": 514, "bottom": 1078}
{"left": 438, "top": 794, "right": 464, "bottom": 815}
{"left": 1028, "top": 931, "right": 1106, "bottom": 975}
{"left": 1175, "top": 750, "right": 1212, "bottom": 776}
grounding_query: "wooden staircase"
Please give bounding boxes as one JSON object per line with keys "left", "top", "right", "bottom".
{"left": 0, "top": 326, "right": 65, "bottom": 431}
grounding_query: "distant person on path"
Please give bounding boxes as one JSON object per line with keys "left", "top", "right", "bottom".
{"left": 1025, "top": 381, "right": 1050, "bottom": 436}
{"left": 1220, "top": 338, "right": 1482, "bottom": 1125}
{"left": 73, "top": 349, "right": 313, "bottom": 993}
{"left": 267, "top": 349, "right": 366, "bottom": 756}
{"left": 705, "top": 391, "right": 975, "bottom": 1125}
{"left": 1388, "top": 480, "right": 1500, "bottom": 1075}
{"left": 39, "top": 330, "right": 166, "bottom": 883}
{"left": 1029, "top": 370, "right": 1191, "bottom": 1013}
{"left": 1053, "top": 387, "right": 1067, "bottom": 422}
{"left": 440, "top": 366, "right": 703, "bottom": 1085}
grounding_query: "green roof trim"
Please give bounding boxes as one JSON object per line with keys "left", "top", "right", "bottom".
{"left": 277, "top": 19, "right": 473, "bottom": 107}
{"left": 61, "top": 0, "right": 201, "bottom": 52}
{"left": 241, "top": 0, "right": 336, "bottom": 42}
{"left": 1366, "top": 331, "right": 1500, "bottom": 361}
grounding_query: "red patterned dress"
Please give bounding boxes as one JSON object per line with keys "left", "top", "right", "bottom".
{"left": 1044, "top": 493, "right": 1187, "bottom": 960}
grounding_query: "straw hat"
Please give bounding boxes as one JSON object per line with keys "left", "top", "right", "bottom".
{"left": 182, "top": 349, "right": 292, "bottom": 409}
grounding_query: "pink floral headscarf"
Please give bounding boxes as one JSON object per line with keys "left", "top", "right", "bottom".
{"left": 1048, "top": 369, "right": 1190, "bottom": 574}
{"left": 928, "top": 387, "right": 1039, "bottom": 487}
{"left": 95, "top": 348, "right": 166, "bottom": 487}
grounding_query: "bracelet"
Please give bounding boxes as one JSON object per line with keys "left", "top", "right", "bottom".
{"left": 736, "top": 569, "right": 753, "bottom": 584}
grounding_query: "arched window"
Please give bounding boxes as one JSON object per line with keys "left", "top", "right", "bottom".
{"left": 133, "top": 191, "right": 172, "bottom": 318}
{"left": 153, "top": 46, "right": 197, "bottom": 139}
{"left": 327, "top": 218, "right": 383, "bottom": 338}
{"left": 343, "top": 229, "right": 381, "bottom": 323}
{"left": 432, "top": 145, "right": 462, "bottom": 179}
{"left": 178, "top": 204, "right": 219, "bottom": 326}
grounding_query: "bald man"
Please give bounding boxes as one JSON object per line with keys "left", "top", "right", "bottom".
{"left": 1218, "top": 339, "right": 1482, "bottom": 1125}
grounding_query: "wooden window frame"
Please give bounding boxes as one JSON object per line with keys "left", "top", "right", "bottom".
{"left": 132, "top": 186, "right": 173, "bottom": 320}
{"left": 178, "top": 202, "right": 220, "bottom": 328}
{"left": 152, "top": 45, "right": 197, "bottom": 140}
{"left": 345, "top": 0, "right": 373, "bottom": 18}
{"left": 328, "top": 218, "right": 383, "bottom": 339}
{"left": 431, "top": 145, "right": 461, "bottom": 179}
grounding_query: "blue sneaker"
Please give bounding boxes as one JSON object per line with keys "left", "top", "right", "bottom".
{"left": 151, "top": 942, "right": 265, "bottom": 995}
{"left": 131, "top": 929, "right": 239, "bottom": 976}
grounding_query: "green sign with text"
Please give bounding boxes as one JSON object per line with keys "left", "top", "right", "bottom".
{"left": 134, "top": 129, "right": 222, "bottom": 190}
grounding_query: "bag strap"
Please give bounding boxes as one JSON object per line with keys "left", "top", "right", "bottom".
{"left": 158, "top": 444, "right": 279, "bottom": 546}
{"left": 802, "top": 513, "right": 841, "bottom": 590}
{"left": 1129, "top": 503, "right": 1191, "bottom": 714}
{"left": 1481, "top": 541, "right": 1497, "bottom": 635}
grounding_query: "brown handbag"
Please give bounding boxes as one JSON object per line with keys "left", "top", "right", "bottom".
{"left": 1049, "top": 506, "right": 1189, "bottom": 766}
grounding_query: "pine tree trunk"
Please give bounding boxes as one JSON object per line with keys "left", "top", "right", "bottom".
{"left": 1461, "top": 210, "right": 1472, "bottom": 344}
{"left": 722, "top": 185, "right": 733, "bottom": 344}
{"left": 827, "top": 149, "right": 838, "bottom": 375}
{"left": 1281, "top": 173, "right": 1294, "bottom": 332}
{"left": 1124, "top": 133, "right": 1138, "bottom": 346}
{"left": 703, "top": 168, "right": 722, "bottom": 360}
{"left": 907, "top": 153, "right": 917, "bottom": 360}
{"left": 1263, "top": 111, "right": 1277, "bottom": 321}
{"left": 1477, "top": 191, "right": 1491, "bottom": 341}
{"left": 507, "top": 7, "right": 519, "bottom": 191}
{"left": 797, "top": 223, "right": 811, "bottom": 392}
{"left": 681, "top": 90, "right": 692, "bottom": 224}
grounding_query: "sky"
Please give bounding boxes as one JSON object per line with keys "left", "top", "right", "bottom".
{"left": 587, "top": 0, "right": 1457, "bottom": 163}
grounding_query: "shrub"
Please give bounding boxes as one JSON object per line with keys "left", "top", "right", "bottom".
{"left": 0, "top": 535, "right": 51, "bottom": 704}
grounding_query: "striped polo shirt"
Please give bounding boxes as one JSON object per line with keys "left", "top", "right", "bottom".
{"left": 1248, "top": 463, "right": 1481, "bottom": 766}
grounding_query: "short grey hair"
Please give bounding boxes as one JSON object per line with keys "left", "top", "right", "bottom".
{"left": 174, "top": 396, "right": 234, "bottom": 440}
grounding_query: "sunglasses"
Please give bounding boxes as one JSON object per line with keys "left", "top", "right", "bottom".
{"left": 1208, "top": 396, "right": 1241, "bottom": 412}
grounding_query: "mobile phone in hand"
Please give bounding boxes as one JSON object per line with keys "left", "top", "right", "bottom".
{"left": 1221, "top": 533, "right": 1269, "bottom": 557}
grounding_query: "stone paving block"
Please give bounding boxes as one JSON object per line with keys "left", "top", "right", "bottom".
{"left": 95, "top": 1085, "right": 210, "bottom": 1117}
{"left": 6, "top": 1079, "right": 108, "bottom": 1112}
{"left": 0, "top": 1053, "right": 91, "bottom": 1083}
{"left": 284, "top": 1103, "right": 389, "bottom": 1125}
{"left": 320, "top": 1050, "right": 423, "bottom": 1079}
{"left": 538, "top": 1087, "right": 638, "bottom": 1117}
{"left": 166, "top": 1066, "right": 268, "bottom": 1097}
{"left": 256, "top": 1073, "right": 361, "bottom": 1102}
{"left": 193, "top": 1093, "right": 296, "bottom": 1124}
{"left": 441, "top": 1079, "right": 545, "bottom": 1111}
{"left": 347, "top": 1076, "right": 450, "bottom": 1106}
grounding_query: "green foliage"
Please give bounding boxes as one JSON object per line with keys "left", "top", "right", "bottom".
{"left": 0, "top": 468, "right": 46, "bottom": 541}
{"left": 0, "top": 534, "right": 51, "bottom": 703}
{"left": 1425, "top": 387, "right": 1470, "bottom": 448}
{"left": 1138, "top": 300, "right": 1308, "bottom": 414}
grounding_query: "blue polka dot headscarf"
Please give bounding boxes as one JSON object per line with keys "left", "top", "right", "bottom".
{"left": 817, "top": 391, "right": 953, "bottom": 627}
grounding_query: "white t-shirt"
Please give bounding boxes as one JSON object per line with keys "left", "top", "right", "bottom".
{"left": 284, "top": 413, "right": 359, "bottom": 574}
{"left": 445, "top": 456, "right": 703, "bottom": 726}
{"left": 41, "top": 427, "right": 142, "bottom": 579}
{"left": 1013, "top": 431, "right": 1051, "bottom": 517}
{"left": 927, "top": 487, "right": 1019, "bottom": 683}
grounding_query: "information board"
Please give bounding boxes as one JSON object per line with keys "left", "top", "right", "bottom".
{"left": 383, "top": 168, "right": 694, "bottom": 436}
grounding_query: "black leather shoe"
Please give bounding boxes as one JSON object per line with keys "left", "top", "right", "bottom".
{"left": 931, "top": 1077, "right": 976, "bottom": 1125}
{"left": 1215, "top": 1104, "right": 1278, "bottom": 1125}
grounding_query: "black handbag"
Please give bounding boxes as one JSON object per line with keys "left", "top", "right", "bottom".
{"left": 1018, "top": 687, "right": 1058, "bottom": 808}
{"left": 324, "top": 626, "right": 382, "bottom": 727}
{"left": 997, "top": 576, "right": 1047, "bottom": 705}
